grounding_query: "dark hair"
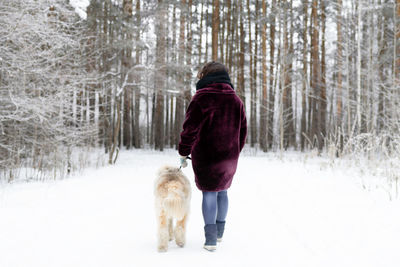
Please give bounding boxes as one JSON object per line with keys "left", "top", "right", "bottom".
{"left": 197, "top": 61, "right": 229, "bottom": 79}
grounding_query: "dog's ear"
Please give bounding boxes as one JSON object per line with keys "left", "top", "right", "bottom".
{"left": 169, "top": 166, "right": 180, "bottom": 173}
{"left": 157, "top": 165, "right": 168, "bottom": 177}
{"left": 159, "top": 165, "right": 181, "bottom": 175}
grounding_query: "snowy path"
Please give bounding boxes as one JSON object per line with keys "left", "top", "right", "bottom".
{"left": 0, "top": 150, "right": 399, "bottom": 267}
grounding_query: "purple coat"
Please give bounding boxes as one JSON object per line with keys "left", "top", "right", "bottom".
{"left": 178, "top": 83, "right": 247, "bottom": 192}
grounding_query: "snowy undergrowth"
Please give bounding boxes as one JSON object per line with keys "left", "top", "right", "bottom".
{"left": 324, "top": 133, "right": 400, "bottom": 201}
{"left": 3, "top": 146, "right": 107, "bottom": 183}
{"left": 328, "top": 153, "right": 400, "bottom": 201}
{"left": 242, "top": 145, "right": 400, "bottom": 201}
{"left": 4, "top": 144, "right": 399, "bottom": 201}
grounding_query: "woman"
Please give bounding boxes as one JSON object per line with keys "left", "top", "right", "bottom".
{"left": 178, "top": 61, "right": 247, "bottom": 251}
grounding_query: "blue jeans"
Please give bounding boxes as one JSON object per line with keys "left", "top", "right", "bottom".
{"left": 202, "top": 190, "right": 228, "bottom": 225}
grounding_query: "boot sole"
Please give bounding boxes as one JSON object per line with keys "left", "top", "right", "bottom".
{"left": 203, "top": 245, "right": 217, "bottom": 251}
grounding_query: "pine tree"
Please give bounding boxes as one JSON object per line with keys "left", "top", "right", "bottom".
{"left": 212, "top": 0, "right": 220, "bottom": 61}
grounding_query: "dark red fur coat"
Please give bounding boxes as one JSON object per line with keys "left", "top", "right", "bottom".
{"left": 179, "top": 83, "right": 247, "bottom": 191}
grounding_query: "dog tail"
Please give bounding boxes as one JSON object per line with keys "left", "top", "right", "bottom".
{"left": 163, "top": 184, "right": 185, "bottom": 220}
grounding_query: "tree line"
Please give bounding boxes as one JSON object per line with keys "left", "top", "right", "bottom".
{"left": 87, "top": 0, "right": 399, "bottom": 154}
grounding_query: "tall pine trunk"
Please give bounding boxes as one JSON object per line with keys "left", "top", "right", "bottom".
{"left": 237, "top": 0, "right": 245, "bottom": 106}
{"left": 336, "top": 0, "right": 343, "bottom": 145}
{"left": 300, "top": 0, "right": 308, "bottom": 150}
{"left": 154, "top": 0, "right": 167, "bottom": 150}
{"left": 248, "top": 0, "right": 257, "bottom": 147}
{"left": 185, "top": 0, "right": 193, "bottom": 106}
{"left": 310, "top": 0, "right": 320, "bottom": 149}
{"left": 122, "top": 0, "right": 133, "bottom": 149}
{"left": 174, "top": 0, "right": 186, "bottom": 149}
{"left": 320, "top": 0, "right": 327, "bottom": 150}
{"left": 212, "top": 0, "right": 219, "bottom": 61}
{"left": 133, "top": 0, "right": 141, "bottom": 148}
{"left": 259, "top": 0, "right": 268, "bottom": 151}
{"left": 268, "top": 0, "right": 276, "bottom": 148}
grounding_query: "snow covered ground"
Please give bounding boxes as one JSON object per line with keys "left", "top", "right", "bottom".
{"left": 0, "top": 149, "right": 399, "bottom": 267}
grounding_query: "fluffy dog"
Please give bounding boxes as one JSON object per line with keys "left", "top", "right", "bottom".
{"left": 154, "top": 165, "right": 191, "bottom": 252}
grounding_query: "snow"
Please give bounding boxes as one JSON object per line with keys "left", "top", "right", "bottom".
{"left": 69, "top": 0, "right": 90, "bottom": 20}
{"left": 0, "top": 149, "right": 399, "bottom": 267}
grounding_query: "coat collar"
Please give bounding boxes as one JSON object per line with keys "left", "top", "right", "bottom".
{"left": 196, "top": 71, "right": 234, "bottom": 91}
{"left": 195, "top": 83, "right": 235, "bottom": 95}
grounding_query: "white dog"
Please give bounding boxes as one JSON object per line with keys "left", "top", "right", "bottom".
{"left": 154, "top": 165, "right": 191, "bottom": 252}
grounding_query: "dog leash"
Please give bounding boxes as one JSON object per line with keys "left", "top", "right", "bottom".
{"left": 179, "top": 156, "right": 191, "bottom": 170}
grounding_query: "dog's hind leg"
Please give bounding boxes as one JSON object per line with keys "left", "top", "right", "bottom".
{"left": 168, "top": 218, "right": 174, "bottom": 241}
{"left": 174, "top": 215, "right": 187, "bottom": 247}
{"left": 157, "top": 210, "right": 169, "bottom": 252}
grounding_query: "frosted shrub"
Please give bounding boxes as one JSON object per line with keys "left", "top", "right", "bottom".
{"left": 335, "top": 132, "right": 400, "bottom": 199}
{"left": 0, "top": 0, "right": 100, "bottom": 181}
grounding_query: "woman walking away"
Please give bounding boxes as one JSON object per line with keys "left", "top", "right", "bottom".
{"left": 178, "top": 61, "right": 247, "bottom": 251}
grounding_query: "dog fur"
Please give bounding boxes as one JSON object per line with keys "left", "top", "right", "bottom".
{"left": 154, "top": 165, "right": 191, "bottom": 252}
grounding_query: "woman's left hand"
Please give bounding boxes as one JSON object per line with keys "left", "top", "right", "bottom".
{"left": 179, "top": 156, "right": 188, "bottom": 168}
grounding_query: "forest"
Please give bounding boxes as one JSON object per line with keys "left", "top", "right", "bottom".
{"left": 0, "top": 0, "right": 399, "bottom": 181}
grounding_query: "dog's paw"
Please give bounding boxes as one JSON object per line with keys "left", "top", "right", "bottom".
{"left": 175, "top": 240, "right": 185, "bottom": 247}
{"left": 158, "top": 245, "right": 168, "bottom": 252}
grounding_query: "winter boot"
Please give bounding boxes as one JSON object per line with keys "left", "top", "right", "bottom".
{"left": 216, "top": 220, "right": 225, "bottom": 242}
{"left": 203, "top": 224, "right": 217, "bottom": 251}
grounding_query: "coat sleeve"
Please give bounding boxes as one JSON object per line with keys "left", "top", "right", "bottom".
{"left": 178, "top": 99, "right": 203, "bottom": 156}
{"left": 239, "top": 103, "right": 247, "bottom": 152}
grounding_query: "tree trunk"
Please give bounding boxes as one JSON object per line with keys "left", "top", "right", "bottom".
{"left": 259, "top": 0, "right": 268, "bottom": 151}
{"left": 356, "top": 0, "right": 362, "bottom": 134}
{"left": 170, "top": 4, "right": 177, "bottom": 147}
{"left": 282, "top": 1, "right": 289, "bottom": 149}
{"left": 212, "top": 0, "right": 220, "bottom": 61}
{"left": 154, "top": 0, "right": 167, "bottom": 151}
{"left": 282, "top": 0, "right": 295, "bottom": 149}
{"left": 122, "top": 0, "right": 133, "bottom": 149}
{"left": 234, "top": 1, "right": 239, "bottom": 84}
{"left": 289, "top": 0, "right": 295, "bottom": 148}
{"left": 237, "top": 0, "right": 245, "bottom": 106}
{"left": 133, "top": 0, "right": 141, "bottom": 148}
{"left": 225, "top": 0, "right": 232, "bottom": 70}
{"left": 228, "top": 2, "right": 235, "bottom": 73}
{"left": 377, "top": 0, "right": 387, "bottom": 132}
{"left": 185, "top": 0, "right": 193, "bottom": 106}
{"left": 248, "top": 0, "right": 257, "bottom": 147}
{"left": 174, "top": 0, "right": 186, "bottom": 149}
{"left": 198, "top": 0, "right": 204, "bottom": 65}
{"left": 300, "top": 0, "right": 308, "bottom": 151}
{"left": 310, "top": 0, "right": 320, "bottom": 149}
{"left": 320, "top": 0, "right": 327, "bottom": 150}
{"left": 219, "top": 2, "right": 225, "bottom": 63}
{"left": 336, "top": 0, "right": 343, "bottom": 136}
{"left": 268, "top": 0, "right": 276, "bottom": 148}
{"left": 205, "top": 3, "right": 209, "bottom": 62}
{"left": 397, "top": 0, "right": 400, "bottom": 83}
